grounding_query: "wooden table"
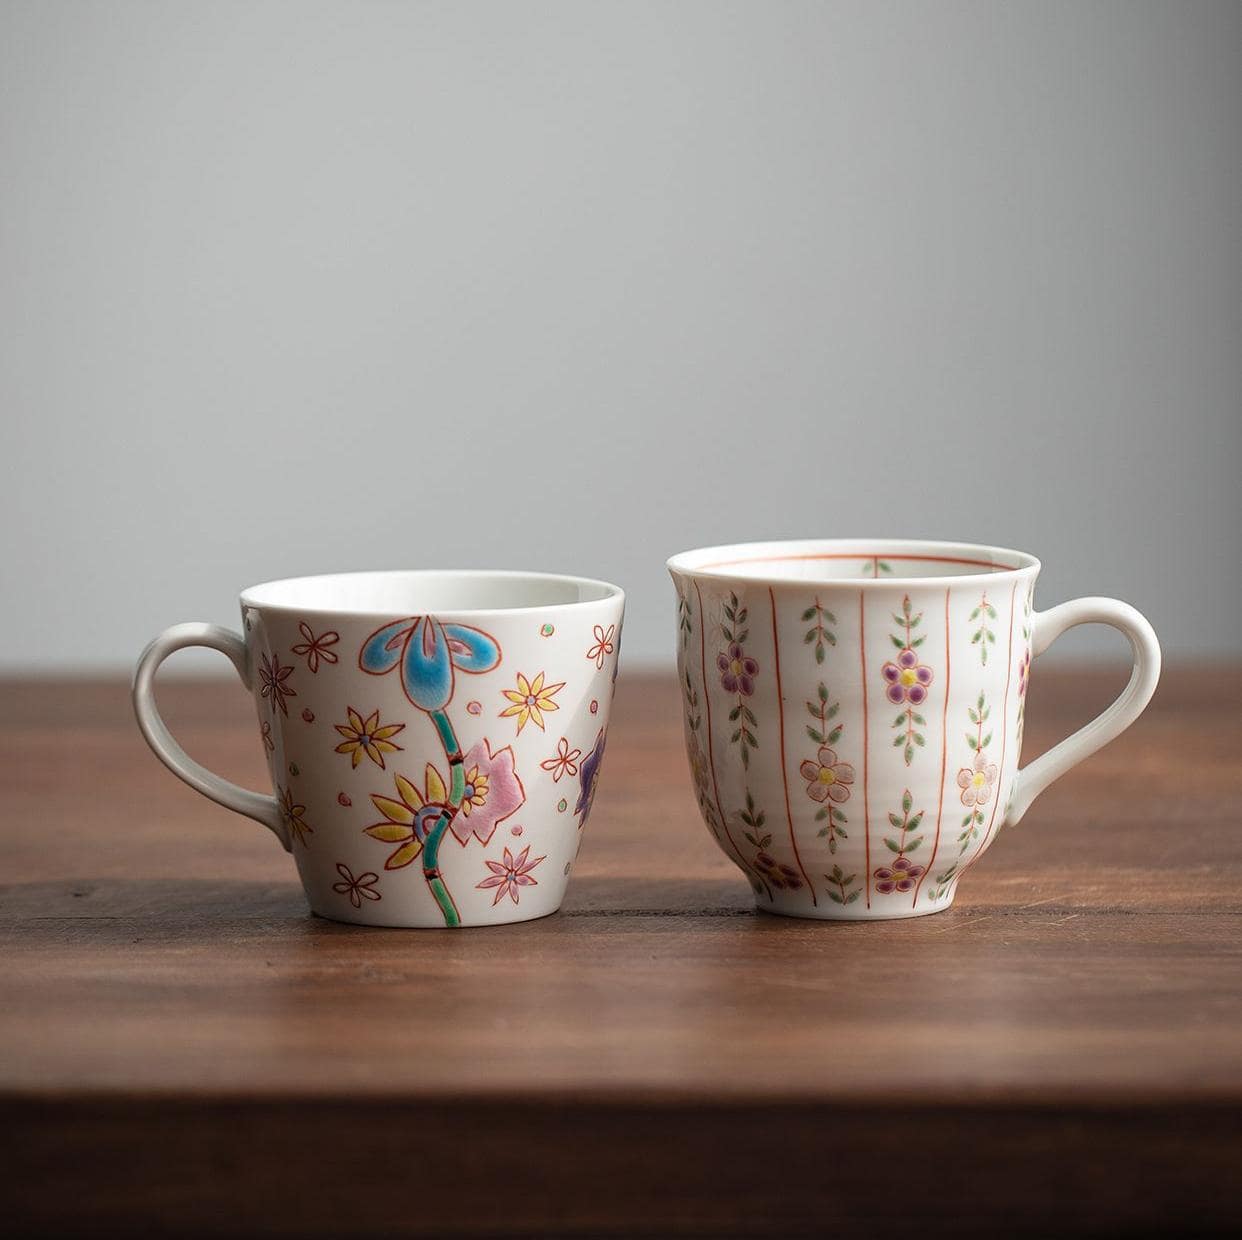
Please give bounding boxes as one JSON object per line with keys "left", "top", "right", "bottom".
{"left": 2, "top": 669, "right": 1240, "bottom": 1237}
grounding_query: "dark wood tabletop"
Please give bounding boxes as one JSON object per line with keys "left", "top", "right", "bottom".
{"left": 1, "top": 668, "right": 1240, "bottom": 1237}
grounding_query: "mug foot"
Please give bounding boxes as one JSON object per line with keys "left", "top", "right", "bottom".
{"left": 755, "top": 892, "right": 956, "bottom": 922}
{"left": 307, "top": 900, "right": 564, "bottom": 929}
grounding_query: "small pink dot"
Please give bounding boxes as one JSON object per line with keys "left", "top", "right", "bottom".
{"left": 467, "top": 700, "right": 482, "bottom": 715}
{"left": 510, "top": 824, "right": 523, "bottom": 836}
{"left": 337, "top": 792, "right": 352, "bottom": 807}
{"left": 590, "top": 700, "right": 598, "bottom": 714}
{"left": 301, "top": 708, "right": 315, "bottom": 723}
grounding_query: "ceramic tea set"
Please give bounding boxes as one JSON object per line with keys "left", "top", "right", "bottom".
{"left": 134, "top": 540, "right": 1160, "bottom": 926}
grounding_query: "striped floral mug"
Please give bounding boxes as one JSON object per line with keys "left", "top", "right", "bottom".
{"left": 668, "top": 540, "right": 1160, "bottom": 920}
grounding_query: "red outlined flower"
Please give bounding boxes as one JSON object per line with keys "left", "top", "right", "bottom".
{"left": 881, "top": 648, "right": 934, "bottom": 705}
{"left": 540, "top": 736, "right": 582, "bottom": 783}
{"left": 477, "top": 845, "right": 545, "bottom": 905}
{"left": 291, "top": 623, "right": 340, "bottom": 673}
{"left": 278, "top": 785, "right": 313, "bottom": 847}
{"left": 957, "top": 752, "right": 998, "bottom": 807}
{"left": 752, "top": 851, "right": 802, "bottom": 891}
{"left": 259, "top": 652, "right": 297, "bottom": 716}
{"left": 717, "top": 642, "right": 758, "bottom": 695}
{"left": 873, "top": 857, "right": 925, "bottom": 895}
{"left": 799, "top": 746, "right": 855, "bottom": 803}
{"left": 331, "top": 863, "right": 381, "bottom": 908}
{"left": 586, "top": 624, "right": 616, "bottom": 670}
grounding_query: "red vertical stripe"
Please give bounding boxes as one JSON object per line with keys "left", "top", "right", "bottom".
{"left": 966, "top": 580, "right": 1019, "bottom": 868}
{"left": 859, "top": 592, "right": 871, "bottom": 909}
{"left": 769, "top": 588, "right": 816, "bottom": 904}
{"left": 694, "top": 579, "right": 747, "bottom": 870}
{"left": 912, "top": 588, "right": 952, "bottom": 908}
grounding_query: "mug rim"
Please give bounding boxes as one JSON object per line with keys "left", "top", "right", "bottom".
{"left": 239, "top": 568, "right": 625, "bottom": 618}
{"left": 667, "top": 538, "right": 1041, "bottom": 588}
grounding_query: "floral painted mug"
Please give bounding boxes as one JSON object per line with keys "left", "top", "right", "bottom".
{"left": 134, "top": 570, "right": 624, "bottom": 927}
{"left": 669, "top": 540, "right": 1160, "bottom": 920}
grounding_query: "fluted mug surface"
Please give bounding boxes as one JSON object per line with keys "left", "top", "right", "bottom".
{"left": 669, "top": 540, "right": 1159, "bottom": 920}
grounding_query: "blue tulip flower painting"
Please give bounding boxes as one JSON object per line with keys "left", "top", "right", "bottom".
{"left": 359, "top": 615, "right": 519, "bottom": 926}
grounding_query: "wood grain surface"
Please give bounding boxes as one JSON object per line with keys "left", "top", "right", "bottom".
{"left": 1, "top": 669, "right": 1240, "bottom": 1236}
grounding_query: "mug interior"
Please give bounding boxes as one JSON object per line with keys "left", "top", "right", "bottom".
{"left": 668, "top": 540, "right": 1039, "bottom": 585}
{"left": 240, "top": 570, "right": 622, "bottom": 615}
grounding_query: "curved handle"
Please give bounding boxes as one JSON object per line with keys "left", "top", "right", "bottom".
{"left": 1005, "top": 597, "right": 1160, "bottom": 828}
{"left": 132, "top": 623, "right": 289, "bottom": 850}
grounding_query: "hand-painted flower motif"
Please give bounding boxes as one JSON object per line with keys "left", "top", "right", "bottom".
{"left": 477, "top": 845, "right": 545, "bottom": 906}
{"left": 259, "top": 652, "right": 297, "bottom": 716}
{"left": 331, "top": 863, "right": 381, "bottom": 908}
{"left": 450, "top": 740, "right": 525, "bottom": 845}
{"left": 799, "top": 746, "right": 855, "bottom": 804}
{"left": 575, "top": 728, "right": 606, "bottom": 823}
{"left": 333, "top": 707, "right": 406, "bottom": 769}
{"left": 957, "top": 752, "right": 998, "bottom": 807}
{"left": 1017, "top": 648, "right": 1031, "bottom": 698}
{"left": 753, "top": 850, "right": 802, "bottom": 891}
{"left": 360, "top": 616, "right": 500, "bottom": 712}
{"left": 957, "top": 693, "right": 995, "bottom": 853}
{"left": 363, "top": 765, "right": 453, "bottom": 870}
{"left": 805, "top": 683, "right": 849, "bottom": 852}
{"left": 540, "top": 736, "right": 581, "bottom": 783}
{"left": 260, "top": 719, "right": 275, "bottom": 755}
{"left": 884, "top": 595, "right": 932, "bottom": 766}
{"left": 881, "top": 648, "right": 933, "bottom": 705}
{"left": 278, "top": 785, "right": 313, "bottom": 846}
{"left": 291, "top": 622, "right": 340, "bottom": 673}
{"left": 717, "top": 642, "right": 758, "bottom": 696}
{"left": 873, "top": 857, "right": 925, "bottom": 895}
{"left": 500, "top": 671, "right": 564, "bottom": 734}
{"left": 586, "top": 624, "right": 616, "bottom": 670}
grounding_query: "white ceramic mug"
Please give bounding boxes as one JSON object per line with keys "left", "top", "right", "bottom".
{"left": 668, "top": 540, "right": 1160, "bottom": 920}
{"left": 134, "top": 570, "right": 624, "bottom": 927}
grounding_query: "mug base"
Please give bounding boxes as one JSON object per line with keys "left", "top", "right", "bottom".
{"left": 756, "top": 894, "right": 956, "bottom": 922}
{"left": 307, "top": 900, "right": 564, "bottom": 929}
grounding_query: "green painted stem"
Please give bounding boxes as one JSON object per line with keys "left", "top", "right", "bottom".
{"left": 424, "top": 708, "right": 467, "bottom": 928}
{"left": 422, "top": 816, "right": 459, "bottom": 927}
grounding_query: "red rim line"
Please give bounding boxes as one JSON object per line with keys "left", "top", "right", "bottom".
{"left": 699, "top": 552, "right": 1021, "bottom": 573}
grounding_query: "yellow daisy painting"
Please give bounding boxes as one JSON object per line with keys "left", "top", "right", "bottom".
{"left": 499, "top": 671, "right": 565, "bottom": 734}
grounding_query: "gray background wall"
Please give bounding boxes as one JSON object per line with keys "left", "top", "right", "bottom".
{"left": 2, "top": 0, "right": 1239, "bottom": 672}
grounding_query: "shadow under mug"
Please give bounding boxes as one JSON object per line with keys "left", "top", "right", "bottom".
{"left": 668, "top": 539, "right": 1160, "bottom": 920}
{"left": 134, "top": 570, "right": 624, "bottom": 928}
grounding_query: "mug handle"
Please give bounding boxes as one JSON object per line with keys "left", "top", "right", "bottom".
{"left": 1004, "top": 597, "right": 1160, "bottom": 828}
{"left": 132, "top": 622, "right": 289, "bottom": 850}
